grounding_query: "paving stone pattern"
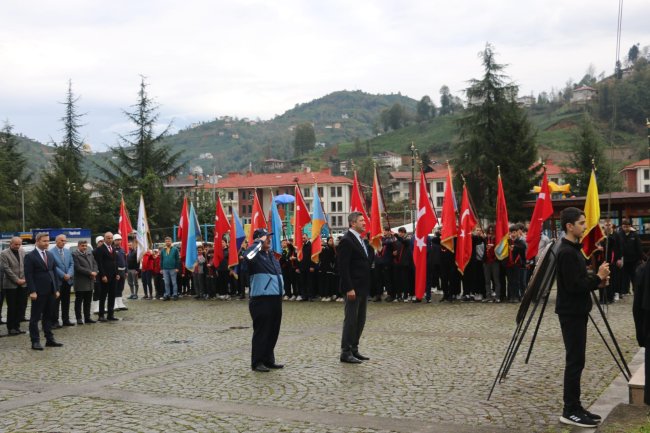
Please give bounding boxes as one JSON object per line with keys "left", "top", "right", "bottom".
{"left": 0, "top": 294, "right": 638, "bottom": 433}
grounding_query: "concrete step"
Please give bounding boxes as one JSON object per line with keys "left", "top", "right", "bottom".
{"left": 629, "top": 363, "right": 645, "bottom": 405}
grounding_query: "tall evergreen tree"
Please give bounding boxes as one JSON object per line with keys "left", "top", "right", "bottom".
{"left": 95, "top": 76, "right": 184, "bottom": 231}
{"left": 455, "top": 43, "right": 538, "bottom": 220}
{"left": 33, "top": 81, "right": 90, "bottom": 227}
{"left": 566, "top": 112, "right": 616, "bottom": 195}
{"left": 0, "top": 121, "right": 28, "bottom": 230}
{"left": 293, "top": 122, "right": 316, "bottom": 156}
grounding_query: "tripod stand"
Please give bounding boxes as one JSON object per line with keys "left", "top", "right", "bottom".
{"left": 488, "top": 240, "right": 631, "bottom": 400}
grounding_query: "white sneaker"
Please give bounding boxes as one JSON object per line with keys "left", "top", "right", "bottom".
{"left": 475, "top": 294, "right": 483, "bottom": 301}
{"left": 614, "top": 293, "right": 620, "bottom": 301}
{"left": 289, "top": 296, "right": 296, "bottom": 301}
{"left": 336, "top": 297, "right": 344, "bottom": 302}
{"left": 283, "top": 296, "right": 289, "bottom": 301}
{"left": 296, "top": 296, "right": 303, "bottom": 301}
{"left": 331, "top": 295, "right": 337, "bottom": 301}
{"left": 321, "top": 297, "right": 329, "bottom": 302}
{"left": 92, "top": 300, "right": 99, "bottom": 314}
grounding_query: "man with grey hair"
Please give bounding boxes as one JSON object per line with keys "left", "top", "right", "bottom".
{"left": 0, "top": 237, "right": 26, "bottom": 335}
{"left": 52, "top": 234, "right": 75, "bottom": 327}
{"left": 95, "top": 232, "right": 120, "bottom": 321}
{"left": 338, "top": 212, "right": 373, "bottom": 364}
{"left": 72, "top": 240, "right": 98, "bottom": 324}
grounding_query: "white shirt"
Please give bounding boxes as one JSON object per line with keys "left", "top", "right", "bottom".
{"left": 349, "top": 228, "right": 368, "bottom": 257}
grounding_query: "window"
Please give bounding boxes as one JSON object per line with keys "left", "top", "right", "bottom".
{"left": 304, "top": 188, "right": 311, "bottom": 197}
{"left": 331, "top": 215, "right": 337, "bottom": 226}
{"left": 338, "top": 216, "right": 343, "bottom": 227}
{"left": 436, "top": 182, "right": 444, "bottom": 193}
{"left": 337, "top": 186, "right": 342, "bottom": 197}
{"left": 331, "top": 202, "right": 336, "bottom": 212}
{"left": 276, "top": 190, "right": 279, "bottom": 195}
{"left": 318, "top": 187, "right": 323, "bottom": 197}
{"left": 337, "top": 201, "right": 342, "bottom": 212}
{"left": 227, "top": 192, "right": 234, "bottom": 201}
{"left": 241, "top": 191, "right": 246, "bottom": 200}
{"left": 645, "top": 169, "right": 650, "bottom": 180}
{"left": 645, "top": 185, "right": 650, "bottom": 193}
{"left": 228, "top": 205, "right": 233, "bottom": 213}
{"left": 248, "top": 205, "right": 253, "bottom": 214}
{"left": 330, "top": 186, "right": 336, "bottom": 196}
{"left": 436, "top": 197, "right": 443, "bottom": 207}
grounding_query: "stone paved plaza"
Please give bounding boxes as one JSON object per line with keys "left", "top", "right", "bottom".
{"left": 0, "top": 294, "right": 638, "bottom": 433}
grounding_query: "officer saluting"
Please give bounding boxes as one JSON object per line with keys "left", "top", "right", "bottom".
{"left": 245, "top": 228, "right": 285, "bottom": 372}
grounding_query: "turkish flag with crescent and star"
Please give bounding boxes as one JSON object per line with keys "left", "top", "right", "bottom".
{"left": 213, "top": 195, "right": 231, "bottom": 267}
{"left": 414, "top": 169, "right": 438, "bottom": 300}
{"left": 248, "top": 190, "right": 267, "bottom": 244}
{"left": 455, "top": 185, "right": 477, "bottom": 275}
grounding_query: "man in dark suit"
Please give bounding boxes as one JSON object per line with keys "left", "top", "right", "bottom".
{"left": 338, "top": 212, "right": 373, "bottom": 364}
{"left": 95, "top": 232, "right": 120, "bottom": 322}
{"left": 24, "top": 232, "right": 62, "bottom": 350}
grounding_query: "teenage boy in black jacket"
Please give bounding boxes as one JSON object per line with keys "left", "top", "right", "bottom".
{"left": 556, "top": 207, "right": 610, "bottom": 428}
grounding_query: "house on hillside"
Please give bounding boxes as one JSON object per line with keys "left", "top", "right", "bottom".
{"left": 388, "top": 165, "right": 447, "bottom": 214}
{"left": 372, "top": 151, "right": 402, "bottom": 169}
{"left": 620, "top": 159, "right": 650, "bottom": 193}
{"left": 571, "top": 86, "right": 597, "bottom": 105}
{"left": 517, "top": 96, "right": 535, "bottom": 108}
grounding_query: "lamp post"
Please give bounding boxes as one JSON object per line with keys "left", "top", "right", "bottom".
{"left": 66, "top": 179, "right": 76, "bottom": 226}
{"left": 13, "top": 179, "right": 25, "bottom": 232}
{"left": 410, "top": 142, "right": 417, "bottom": 230}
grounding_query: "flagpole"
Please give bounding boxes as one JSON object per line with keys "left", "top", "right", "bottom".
{"left": 460, "top": 172, "right": 484, "bottom": 234}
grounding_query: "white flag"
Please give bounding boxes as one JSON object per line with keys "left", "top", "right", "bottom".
{"left": 136, "top": 194, "right": 150, "bottom": 262}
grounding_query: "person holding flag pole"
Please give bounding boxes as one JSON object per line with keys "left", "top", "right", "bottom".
{"left": 413, "top": 168, "right": 438, "bottom": 301}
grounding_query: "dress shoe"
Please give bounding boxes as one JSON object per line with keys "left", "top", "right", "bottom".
{"left": 15, "top": 329, "right": 26, "bottom": 334}
{"left": 31, "top": 342, "right": 44, "bottom": 350}
{"left": 52, "top": 323, "right": 63, "bottom": 329}
{"left": 98, "top": 317, "right": 107, "bottom": 322}
{"left": 45, "top": 340, "right": 63, "bottom": 347}
{"left": 85, "top": 319, "right": 96, "bottom": 324}
{"left": 265, "top": 362, "right": 284, "bottom": 369}
{"left": 352, "top": 352, "right": 370, "bottom": 361}
{"left": 340, "top": 354, "right": 362, "bottom": 364}
{"left": 8, "top": 329, "right": 21, "bottom": 336}
{"left": 107, "top": 317, "right": 119, "bottom": 321}
{"left": 252, "top": 364, "right": 271, "bottom": 372}
{"left": 63, "top": 321, "right": 75, "bottom": 327}
{"left": 77, "top": 320, "right": 84, "bottom": 325}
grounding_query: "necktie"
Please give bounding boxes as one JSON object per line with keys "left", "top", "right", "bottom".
{"left": 108, "top": 245, "right": 112, "bottom": 254}
{"left": 42, "top": 251, "right": 48, "bottom": 265}
{"left": 59, "top": 248, "right": 64, "bottom": 260}
{"left": 359, "top": 236, "right": 368, "bottom": 257}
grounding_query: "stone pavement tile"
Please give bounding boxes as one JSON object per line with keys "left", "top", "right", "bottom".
{"left": 0, "top": 396, "right": 400, "bottom": 433}
{"left": 0, "top": 389, "right": 32, "bottom": 403}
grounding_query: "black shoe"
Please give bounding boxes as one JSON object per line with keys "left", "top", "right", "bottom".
{"left": 52, "top": 323, "right": 63, "bottom": 329}
{"left": 85, "top": 319, "right": 96, "bottom": 324}
{"left": 173, "top": 296, "right": 179, "bottom": 301}
{"left": 163, "top": 296, "right": 170, "bottom": 301}
{"left": 580, "top": 407, "right": 602, "bottom": 423}
{"left": 107, "top": 317, "right": 119, "bottom": 321}
{"left": 352, "top": 352, "right": 370, "bottom": 361}
{"left": 412, "top": 299, "right": 422, "bottom": 303}
{"left": 15, "top": 329, "right": 26, "bottom": 334}
{"left": 77, "top": 320, "right": 84, "bottom": 325}
{"left": 384, "top": 296, "right": 393, "bottom": 303}
{"left": 252, "top": 364, "right": 271, "bottom": 372}
{"left": 8, "top": 329, "right": 21, "bottom": 336}
{"left": 265, "top": 362, "right": 284, "bottom": 369}
{"left": 20, "top": 318, "right": 28, "bottom": 322}
{"left": 340, "top": 354, "right": 362, "bottom": 364}
{"left": 31, "top": 342, "right": 44, "bottom": 350}
{"left": 45, "top": 340, "right": 63, "bottom": 347}
{"left": 98, "top": 317, "right": 107, "bottom": 322}
{"left": 63, "top": 321, "right": 75, "bottom": 327}
{"left": 559, "top": 410, "right": 598, "bottom": 428}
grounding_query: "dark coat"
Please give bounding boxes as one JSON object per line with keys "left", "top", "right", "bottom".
{"left": 337, "top": 230, "right": 372, "bottom": 296}
{"left": 72, "top": 249, "right": 99, "bottom": 292}
{"left": 0, "top": 248, "right": 25, "bottom": 289}
{"left": 95, "top": 243, "right": 118, "bottom": 279}
{"left": 24, "top": 248, "right": 58, "bottom": 295}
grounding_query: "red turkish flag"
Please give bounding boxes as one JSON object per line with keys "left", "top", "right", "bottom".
{"left": 455, "top": 185, "right": 477, "bottom": 275}
{"left": 369, "top": 167, "right": 385, "bottom": 252}
{"left": 248, "top": 190, "right": 267, "bottom": 243}
{"left": 293, "top": 184, "right": 311, "bottom": 261}
{"left": 350, "top": 171, "right": 370, "bottom": 237}
{"left": 440, "top": 165, "right": 458, "bottom": 252}
{"left": 213, "top": 196, "right": 231, "bottom": 267}
{"left": 118, "top": 197, "right": 134, "bottom": 253}
{"left": 526, "top": 171, "right": 554, "bottom": 260}
{"left": 178, "top": 197, "right": 189, "bottom": 260}
{"left": 414, "top": 170, "right": 438, "bottom": 300}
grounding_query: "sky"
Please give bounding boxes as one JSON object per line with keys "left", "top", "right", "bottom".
{"left": 0, "top": 0, "right": 646, "bottom": 151}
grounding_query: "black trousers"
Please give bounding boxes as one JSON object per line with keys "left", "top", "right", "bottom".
{"left": 99, "top": 277, "right": 117, "bottom": 318}
{"left": 54, "top": 280, "right": 72, "bottom": 323}
{"left": 621, "top": 262, "right": 638, "bottom": 295}
{"left": 18, "top": 286, "right": 28, "bottom": 320}
{"left": 341, "top": 292, "right": 368, "bottom": 354}
{"left": 2, "top": 288, "right": 20, "bottom": 331}
{"left": 249, "top": 296, "right": 282, "bottom": 369}
{"left": 74, "top": 291, "right": 93, "bottom": 322}
{"left": 559, "top": 314, "right": 588, "bottom": 412}
{"left": 29, "top": 291, "right": 55, "bottom": 343}
{"left": 377, "top": 263, "right": 393, "bottom": 297}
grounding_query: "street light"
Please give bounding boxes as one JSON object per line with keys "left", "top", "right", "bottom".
{"left": 410, "top": 142, "right": 417, "bottom": 230}
{"left": 13, "top": 179, "right": 25, "bottom": 232}
{"left": 66, "top": 179, "right": 76, "bottom": 226}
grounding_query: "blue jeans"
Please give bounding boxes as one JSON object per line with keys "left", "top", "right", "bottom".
{"left": 163, "top": 269, "right": 178, "bottom": 297}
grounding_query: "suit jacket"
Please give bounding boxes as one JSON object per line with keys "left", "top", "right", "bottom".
{"left": 0, "top": 248, "right": 25, "bottom": 289}
{"left": 24, "top": 248, "right": 58, "bottom": 295}
{"left": 72, "top": 249, "right": 99, "bottom": 292}
{"left": 51, "top": 246, "right": 74, "bottom": 286}
{"left": 337, "top": 230, "right": 372, "bottom": 296}
{"left": 95, "top": 243, "right": 118, "bottom": 279}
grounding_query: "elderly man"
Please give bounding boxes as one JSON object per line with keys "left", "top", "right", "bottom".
{"left": 95, "top": 232, "right": 120, "bottom": 322}
{"left": 51, "top": 234, "right": 75, "bottom": 327}
{"left": 72, "top": 240, "right": 98, "bottom": 324}
{"left": 24, "top": 232, "right": 62, "bottom": 350}
{"left": 0, "top": 237, "right": 26, "bottom": 335}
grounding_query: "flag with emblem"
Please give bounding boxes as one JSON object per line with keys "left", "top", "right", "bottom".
{"left": 414, "top": 169, "right": 438, "bottom": 300}
{"left": 118, "top": 197, "right": 134, "bottom": 253}
{"left": 135, "top": 194, "right": 151, "bottom": 262}
{"left": 350, "top": 171, "right": 370, "bottom": 236}
{"left": 581, "top": 168, "right": 605, "bottom": 258}
{"left": 248, "top": 190, "right": 267, "bottom": 244}
{"left": 455, "top": 185, "right": 477, "bottom": 274}
{"left": 213, "top": 195, "right": 231, "bottom": 267}
{"left": 494, "top": 173, "right": 510, "bottom": 260}
{"left": 293, "top": 184, "right": 311, "bottom": 261}
{"left": 440, "top": 164, "right": 458, "bottom": 252}
{"left": 310, "top": 184, "right": 326, "bottom": 263}
{"left": 177, "top": 197, "right": 189, "bottom": 260}
{"left": 526, "top": 170, "right": 553, "bottom": 260}
{"left": 369, "top": 166, "right": 385, "bottom": 252}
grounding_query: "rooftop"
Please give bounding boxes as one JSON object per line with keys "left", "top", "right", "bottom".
{"left": 203, "top": 168, "right": 353, "bottom": 189}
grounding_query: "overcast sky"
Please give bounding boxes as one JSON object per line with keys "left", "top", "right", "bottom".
{"left": 1, "top": 0, "right": 646, "bottom": 151}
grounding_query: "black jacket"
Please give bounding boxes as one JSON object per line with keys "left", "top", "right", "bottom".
{"left": 555, "top": 237, "right": 601, "bottom": 316}
{"left": 618, "top": 229, "right": 643, "bottom": 265}
{"left": 337, "top": 230, "right": 373, "bottom": 296}
{"left": 95, "top": 244, "right": 118, "bottom": 279}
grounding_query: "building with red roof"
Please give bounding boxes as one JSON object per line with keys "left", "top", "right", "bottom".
{"left": 620, "top": 158, "right": 650, "bottom": 193}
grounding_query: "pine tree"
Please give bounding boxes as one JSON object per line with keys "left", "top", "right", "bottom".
{"left": 95, "top": 76, "right": 184, "bottom": 231}
{"left": 293, "top": 122, "right": 316, "bottom": 156}
{"left": 566, "top": 112, "right": 616, "bottom": 195}
{"left": 0, "top": 121, "right": 28, "bottom": 230}
{"left": 32, "top": 81, "right": 90, "bottom": 227}
{"left": 455, "top": 43, "right": 538, "bottom": 220}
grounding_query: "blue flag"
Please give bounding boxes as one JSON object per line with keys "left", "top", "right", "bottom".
{"left": 185, "top": 203, "right": 199, "bottom": 270}
{"left": 270, "top": 195, "right": 283, "bottom": 256}
{"left": 233, "top": 208, "right": 246, "bottom": 250}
